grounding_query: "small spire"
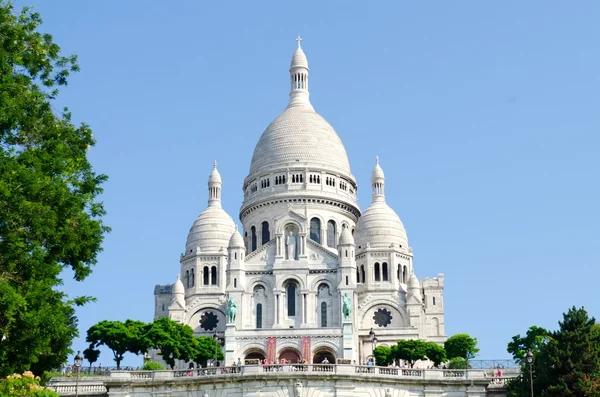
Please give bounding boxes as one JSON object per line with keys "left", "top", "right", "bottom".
{"left": 213, "top": 160, "right": 217, "bottom": 169}
{"left": 296, "top": 35, "right": 302, "bottom": 48}
{"left": 375, "top": 156, "right": 379, "bottom": 165}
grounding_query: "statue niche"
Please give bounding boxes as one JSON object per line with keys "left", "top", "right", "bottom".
{"left": 285, "top": 225, "right": 298, "bottom": 260}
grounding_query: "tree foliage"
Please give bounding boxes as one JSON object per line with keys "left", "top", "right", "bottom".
{"left": 394, "top": 340, "right": 428, "bottom": 367}
{"left": 506, "top": 307, "right": 600, "bottom": 397}
{"left": 142, "top": 361, "right": 165, "bottom": 371}
{"left": 0, "top": 2, "right": 108, "bottom": 377}
{"left": 507, "top": 325, "right": 549, "bottom": 363}
{"left": 424, "top": 342, "right": 447, "bottom": 367}
{"left": 192, "top": 336, "right": 224, "bottom": 368}
{"left": 82, "top": 347, "right": 100, "bottom": 368}
{"left": 85, "top": 320, "right": 143, "bottom": 369}
{"left": 444, "top": 334, "right": 479, "bottom": 360}
{"left": 373, "top": 346, "right": 393, "bottom": 366}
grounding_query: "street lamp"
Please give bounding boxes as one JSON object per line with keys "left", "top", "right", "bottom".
{"left": 212, "top": 332, "right": 219, "bottom": 372}
{"left": 74, "top": 351, "right": 83, "bottom": 397}
{"left": 526, "top": 349, "right": 534, "bottom": 397}
{"left": 369, "top": 328, "right": 376, "bottom": 364}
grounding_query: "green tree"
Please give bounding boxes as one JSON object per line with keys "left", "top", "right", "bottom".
{"left": 424, "top": 342, "right": 447, "bottom": 367}
{"left": 193, "top": 336, "right": 224, "bottom": 368}
{"left": 444, "top": 334, "right": 479, "bottom": 361}
{"left": 394, "top": 340, "right": 428, "bottom": 367}
{"left": 542, "top": 307, "right": 600, "bottom": 397}
{"left": 83, "top": 347, "right": 100, "bottom": 369}
{"left": 146, "top": 318, "right": 198, "bottom": 369}
{"left": 86, "top": 320, "right": 144, "bottom": 369}
{"left": 0, "top": 2, "right": 108, "bottom": 377}
{"left": 448, "top": 357, "right": 468, "bottom": 369}
{"left": 142, "top": 361, "right": 165, "bottom": 371}
{"left": 373, "top": 346, "right": 393, "bottom": 366}
{"left": 507, "top": 325, "right": 549, "bottom": 363}
{"left": 506, "top": 307, "right": 600, "bottom": 397}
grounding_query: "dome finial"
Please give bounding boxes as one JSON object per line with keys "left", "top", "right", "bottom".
{"left": 213, "top": 160, "right": 217, "bottom": 169}
{"left": 296, "top": 35, "right": 302, "bottom": 48}
{"left": 375, "top": 156, "right": 379, "bottom": 165}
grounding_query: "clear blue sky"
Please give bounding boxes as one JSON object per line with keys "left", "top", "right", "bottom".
{"left": 17, "top": 1, "right": 600, "bottom": 367}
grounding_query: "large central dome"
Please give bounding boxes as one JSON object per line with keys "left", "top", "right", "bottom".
{"left": 249, "top": 105, "right": 352, "bottom": 176}
{"left": 246, "top": 40, "right": 354, "bottom": 181}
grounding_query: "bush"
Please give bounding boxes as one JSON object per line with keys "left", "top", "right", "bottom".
{"left": 0, "top": 371, "right": 59, "bottom": 396}
{"left": 448, "top": 357, "right": 468, "bottom": 369}
{"left": 142, "top": 361, "right": 165, "bottom": 371}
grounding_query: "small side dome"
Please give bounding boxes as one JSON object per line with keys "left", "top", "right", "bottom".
{"left": 186, "top": 207, "right": 235, "bottom": 253}
{"left": 408, "top": 273, "right": 420, "bottom": 290}
{"left": 355, "top": 201, "right": 408, "bottom": 249}
{"left": 172, "top": 274, "right": 185, "bottom": 295}
{"left": 338, "top": 225, "right": 354, "bottom": 246}
{"left": 228, "top": 226, "right": 245, "bottom": 248}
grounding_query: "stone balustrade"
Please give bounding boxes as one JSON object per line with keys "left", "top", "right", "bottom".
{"left": 48, "top": 365, "right": 519, "bottom": 397}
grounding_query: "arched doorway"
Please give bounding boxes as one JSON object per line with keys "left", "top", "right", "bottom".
{"left": 244, "top": 349, "right": 266, "bottom": 364}
{"left": 313, "top": 348, "right": 336, "bottom": 364}
{"left": 279, "top": 348, "right": 301, "bottom": 364}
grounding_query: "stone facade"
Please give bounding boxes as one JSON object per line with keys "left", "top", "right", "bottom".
{"left": 153, "top": 39, "right": 446, "bottom": 366}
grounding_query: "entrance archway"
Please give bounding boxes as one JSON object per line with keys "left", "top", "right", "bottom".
{"left": 279, "top": 348, "right": 301, "bottom": 364}
{"left": 313, "top": 348, "right": 335, "bottom": 364}
{"left": 244, "top": 349, "right": 266, "bottom": 362}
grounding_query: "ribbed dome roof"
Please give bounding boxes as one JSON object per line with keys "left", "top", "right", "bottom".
{"left": 228, "top": 226, "right": 245, "bottom": 248}
{"left": 249, "top": 105, "right": 352, "bottom": 176}
{"left": 290, "top": 47, "right": 308, "bottom": 69}
{"left": 208, "top": 166, "right": 222, "bottom": 184}
{"left": 355, "top": 200, "right": 408, "bottom": 249}
{"left": 339, "top": 225, "right": 354, "bottom": 246}
{"left": 186, "top": 206, "right": 235, "bottom": 253}
{"left": 172, "top": 274, "right": 185, "bottom": 294}
{"left": 407, "top": 273, "right": 420, "bottom": 289}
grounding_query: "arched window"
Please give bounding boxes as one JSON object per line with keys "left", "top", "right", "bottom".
{"left": 234, "top": 278, "right": 237, "bottom": 288}
{"left": 185, "top": 270, "right": 190, "bottom": 288}
{"left": 162, "top": 303, "right": 165, "bottom": 311}
{"left": 261, "top": 221, "right": 270, "bottom": 245}
{"left": 361, "top": 265, "right": 365, "bottom": 284}
{"left": 382, "top": 262, "right": 389, "bottom": 281}
{"left": 374, "top": 262, "right": 381, "bottom": 281}
{"left": 287, "top": 283, "right": 296, "bottom": 316}
{"left": 321, "top": 302, "right": 327, "bottom": 327}
{"left": 356, "top": 268, "right": 360, "bottom": 284}
{"left": 397, "top": 265, "right": 400, "bottom": 282}
{"left": 256, "top": 303, "right": 263, "bottom": 329}
{"left": 190, "top": 268, "right": 195, "bottom": 287}
{"left": 433, "top": 297, "right": 436, "bottom": 306}
{"left": 403, "top": 266, "right": 408, "bottom": 284}
{"left": 203, "top": 266, "right": 209, "bottom": 285}
{"left": 310, "top": 218, "right": 321, "bottom": 243}
{"left": 250, "top": 226, "right": 256, "bottom": 252}
{"left": 211, "top": 266, "right": 217, "bottom": 285}
{"left": 327, "top": 220, "right": 336, "bottom": 248}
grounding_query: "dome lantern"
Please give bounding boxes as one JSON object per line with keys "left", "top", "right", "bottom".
{"left": 208, "top": 160, "right": 222, "bottom": 208}
{"left": 288, "top": 36, "right": 313, "bottom": 109}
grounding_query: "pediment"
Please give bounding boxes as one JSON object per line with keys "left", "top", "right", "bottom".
{"left": 305, "top": 239, "right": 338, "bottom": 266}
{"left": 245, "top": 239, "right": 276, "bottom": 266}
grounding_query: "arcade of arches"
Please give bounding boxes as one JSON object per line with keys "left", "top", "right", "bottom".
{"left": 243, "top": 347, "right": 336, "bottom": 364}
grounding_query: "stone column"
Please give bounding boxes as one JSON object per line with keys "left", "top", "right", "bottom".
{"left": 224, "top": 323, "right": 237, "bottom": 365}
{"left": 274, "top": 291, "right": 282, "bottom": 328}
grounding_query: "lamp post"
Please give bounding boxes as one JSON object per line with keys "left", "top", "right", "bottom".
{"left": 74, "top": 350, "right": 83, "bottom": 397}
{"left": 526, "top": 349, "right": 534, "bottom": 397}
{"left": 369, "top": 328, "right": 376, "bottom": 363}
{"left": 212, "top": 332, "right": 219, "bottom": 368}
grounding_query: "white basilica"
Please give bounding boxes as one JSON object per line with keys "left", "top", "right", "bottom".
{"left": 153, "top": 39, "right": 446, "bottom": 366}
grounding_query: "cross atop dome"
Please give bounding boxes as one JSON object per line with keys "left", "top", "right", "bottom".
{"left": 213, "top": 160, "right": 217, "bottom": 169}
{"left": 296, "top": 35, "right": 302, "bottom": 48}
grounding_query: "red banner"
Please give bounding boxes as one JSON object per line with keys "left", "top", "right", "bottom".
{"left": 301, "top": 336, "right": 311, "bottom": 363}
{"left": 266, "top": 337, "right": 277, "bottom": 363}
